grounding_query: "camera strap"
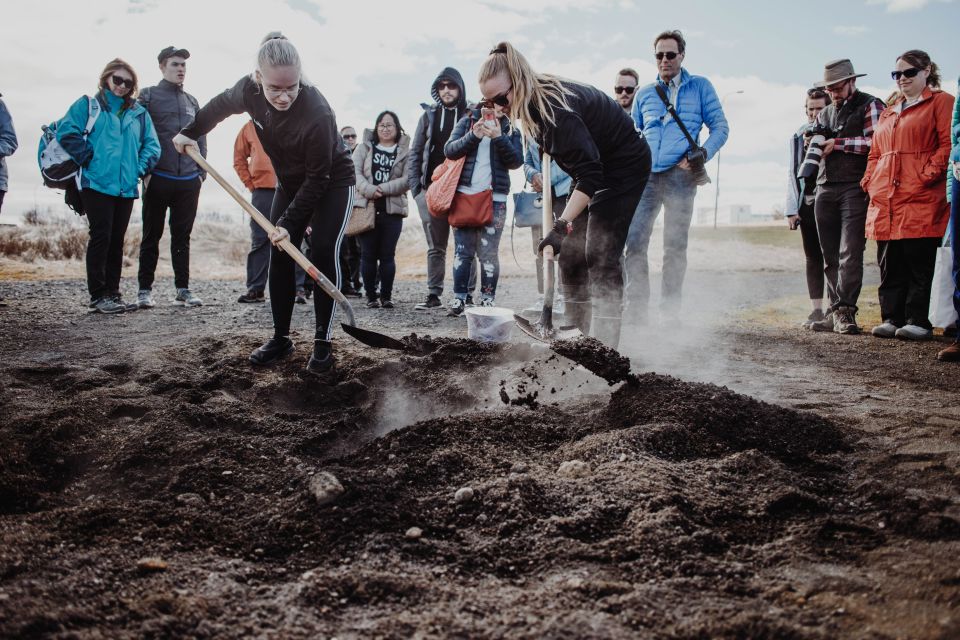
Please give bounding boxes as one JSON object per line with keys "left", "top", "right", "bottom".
{"left": 654, "top": 84, "right": 700, "bottom": 151}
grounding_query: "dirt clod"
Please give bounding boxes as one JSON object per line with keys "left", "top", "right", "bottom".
{"left": 550, "top": 336, "right": 634, "bottom": 385}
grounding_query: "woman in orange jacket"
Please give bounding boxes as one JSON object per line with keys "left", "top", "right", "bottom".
{"left": 862, "top": 50, "right": 953, "bottom": 341}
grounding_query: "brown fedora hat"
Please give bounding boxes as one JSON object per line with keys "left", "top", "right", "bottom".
{"left": 815, "top": 59, "right": 867, "bottom": 88}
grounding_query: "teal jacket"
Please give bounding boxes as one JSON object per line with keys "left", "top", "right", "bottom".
{"left": 949, "top": 78, "right": 959, "bottom": 204}
{"left": 57, "top": 90, "right": 160, "bottom": 198}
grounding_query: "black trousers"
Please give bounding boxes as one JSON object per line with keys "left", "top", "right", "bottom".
{"left": 559, "top": 183, "right": 647, "bottom": 302}
{"left": 339, "top": 236, "right": 362, "bottom": 290}
{"left": 82, "top": 188, "right": 134, "bottom": 300}
{"left": 877, "top": 237, "right": 940, "bottom": 329}
{"left": 138, "top": 175, "right": 201, "bottom": 290}
{"left": 269, "top": 185, "right": 353, "bottom": 341}
{"left": 798, "top": 198, "right": 825, "bottom": 301}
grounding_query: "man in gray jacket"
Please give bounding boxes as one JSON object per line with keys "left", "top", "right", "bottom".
{"left": 0, "top": 93, "right": 17, "bottom": 213}
{"left": 136, "top": 46, "right": 207, "bottom": 309}
{"left": 407, "top": 67, "right": 476, "bottom": 310}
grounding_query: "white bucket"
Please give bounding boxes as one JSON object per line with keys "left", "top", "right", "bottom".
{"left": 465, "top": 306, "right": 515, "bottom": 343}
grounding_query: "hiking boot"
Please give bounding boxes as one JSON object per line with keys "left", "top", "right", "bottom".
{"left": 137, "top": 289, "right": 156, "bottom": 309}
{"left": 295, "top": 289, "right": 308, "bottom": 305}
{"left": 381, "top": 299, "right": 395, "bottom": 309}
{"left": 895, "top": 324, "right": 932, "bottom": 341}
{"left": 110, "top": 294, "right": 139, "bottom": 312}
{"left": 944, "top": 325, "right": 958, "bottom": 338}
{"left": 800, "top": 308, "right": 824, "bottom": 329}
{"left": 306, "top": 340, "right": 335, "bottom": 376}
{"left": 92, "top": 297, "right": 126, "bottom": 314}
{"left": 249, "top": 336, "right": 294, "bottom": 365}
{"left": 414, "top": 294, "right": 441, "bottom": 311}
{"left": 447, "top": 298, "right": 465, "bottom": 317}
{"left": 871, "top": 320, "right": 900, "bottom": 339}
{"left": 366, "top": 298, "right": 380, "bottom": 309}
{"left": 937, "top": 341, "right": 960, "bottom": 362}
{"left": 465, "top": 295, "right": 475, "bottom": 307}
{"left": 238, "top": 290, "right": 265, "bottom": 303}
{"left": 832, "top": 307, "right": 859, "bottom": 335}
{"left": 809, "top": 310, "right": 835, "bottom": 332}
{"left": 340, "top": 285, "right": 360, "bottom": 298}
{"left": 176, "top": 288, "right": 202, "bottom": 307}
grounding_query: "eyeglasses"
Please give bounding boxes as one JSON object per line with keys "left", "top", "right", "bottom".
{"left": 377, "top": 122, "right": 396, "bottom": 129}
{"left": 655, "top": 51, "right": 679, "bottom": 61}
{"left": 263, "top": 85, "right": 300, "bottom": 98}
{"left": 111, "top": 75, "right": 133, "bottom": 89}
{"left": 891, "top": 67, "right": 921, "bottom": 81}
{"left": 437, "top": 81, "right": 457, "bottom": 91}
{"left": 614, "top": 86, "right": 636, "bottom": 95}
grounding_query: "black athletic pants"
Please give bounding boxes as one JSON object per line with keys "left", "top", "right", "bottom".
{"left": 798, "top": 199, "right": 825, "bottom": 301}
{"left": 138, "top": 175, "right": 201, "bottom": 291}
{"left": 269, "top": 185, "right": 353, "bottom": 341}
{"left": 877, "top": 237, "right": 940, "bottom": 329}
{"left": 81, "top": 188, "right": 134, "bottom": 300}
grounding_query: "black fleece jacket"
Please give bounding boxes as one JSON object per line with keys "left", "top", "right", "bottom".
{"left": 532, "top": 80, "right": 650, "bottom": 203}
{"left": 180, "top": 75, "right": 354, "bottom": 230}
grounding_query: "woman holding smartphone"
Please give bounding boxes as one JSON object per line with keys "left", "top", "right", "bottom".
{"left": 442, "top": 93, "right": 523, "bottom": 315}
{"left": 477, "top": 42, "right": 651, "bottom": 348}
{"left": 173, "top": 33, "right": 355, "bottom": 376}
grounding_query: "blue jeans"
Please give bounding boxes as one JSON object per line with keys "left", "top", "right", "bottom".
{"left": 453, "top": 201, "right": 507, "bottom": 301}
{"left": 623, "top": 165, "right": 697, "bottom": 311}
{"left": 359, "top": 211, "right": 404, "bottom": 301}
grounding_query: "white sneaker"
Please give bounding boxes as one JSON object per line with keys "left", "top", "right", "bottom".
{"left": 871, "top": 321, "right": 899, "bottom": 338}
{"left": 175, "top": 288, "right": 203, "bottom": 307}
{"left": 447, "top": 297, "right": 465, "bottom": 317}
{"left": 895, "top": 324, "right": 932, "bottom": 341}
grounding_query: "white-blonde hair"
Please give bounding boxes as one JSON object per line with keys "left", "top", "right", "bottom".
{"left": 257, "top": 32, "right": 301, "bottom": 72}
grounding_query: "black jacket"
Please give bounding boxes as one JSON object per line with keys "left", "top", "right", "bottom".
{"left": 532, "top": 80, "right": 651, "bottom": 203}
{"left": 407, "top": 67, "right": 468, "bottom": 196}
{"left": 180, "top": 75, "right": 355, "bottom": 230}
{"left": 139, "top": 79, "right": 207, "bottom": 178}
{"left": 444, "top": 109, "right": 523, "bottom": 195}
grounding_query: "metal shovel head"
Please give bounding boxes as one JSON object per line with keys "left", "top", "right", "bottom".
{"left": 341, "top": 322, "right": 406, "bottom": 350}
{"left": 513, "top": 313, "right": 584, "bottom": 343}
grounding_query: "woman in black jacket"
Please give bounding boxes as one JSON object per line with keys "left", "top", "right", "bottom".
{"left": 478, "top": 42, "right": 651, "bottom": 349}
{"left": 173, "top": 33, "right": 355, "bottom": 376}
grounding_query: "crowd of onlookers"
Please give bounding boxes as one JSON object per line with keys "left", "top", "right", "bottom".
{"left": 0, "top": 34, "right": 956, "bottom": 365}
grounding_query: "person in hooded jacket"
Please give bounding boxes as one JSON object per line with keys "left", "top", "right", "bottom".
{"left": 862, "top": 50, "right": 953, "bottom": 342}
{"left": 173, "top": 33, "right": 355, "bottom": 377}
{"left": 0, "top": 93, "right": 17, "bottom": 214}
{"left": 56, "top": 58, "right": 161, "bottom": 314}
{"left": 407, "top": 67, "right": 477, "bottom": 310}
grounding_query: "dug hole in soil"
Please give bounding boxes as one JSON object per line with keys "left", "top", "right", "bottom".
{"left": 1, "top": 300, "right": 959, "bottom": 638}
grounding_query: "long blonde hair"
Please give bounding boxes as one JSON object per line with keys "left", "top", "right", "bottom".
{"left": 478, "top": 42, "right": 572, "bottom": 140}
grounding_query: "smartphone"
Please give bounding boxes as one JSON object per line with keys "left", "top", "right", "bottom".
{"left": 481, "top": 107, "right": 496, "bottom": 129}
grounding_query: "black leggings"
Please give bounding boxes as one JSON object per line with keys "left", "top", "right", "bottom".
{"left": 269, "top": 185, "right": 354, "bottom": 341}
{"left": 798, "top": 199, "right": 824, "bottom": 300}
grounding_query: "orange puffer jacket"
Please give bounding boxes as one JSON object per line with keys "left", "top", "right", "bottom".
{"left": 862, "top": 87, "right": 953, "bottom": 241}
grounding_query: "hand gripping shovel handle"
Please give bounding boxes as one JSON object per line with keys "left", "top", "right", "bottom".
{"left": 183, "top": 146, "right": 356, "bottom": 328}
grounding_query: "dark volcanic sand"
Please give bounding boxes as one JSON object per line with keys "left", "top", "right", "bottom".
{"left": 1, "top": 280, "right": 960, "bottom": 638}
{"left": 550, "top": 336, "right": 635, "bottom": 385}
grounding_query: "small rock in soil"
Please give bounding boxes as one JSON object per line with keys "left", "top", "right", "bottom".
{"left": 308, "top": 471, "right": 344, "bottom": 506}
{"left": 454, "top": 487, "right": 475, "bottom": 503}
{"left": 405, "top": 526, "right": 423, "bottom": 539}
{"left": 175, "top": 493, "right": 205, "bottom": 506}
{"left": 136, "top": 557, "right": 168, "bottom": 572}
{"left": 557, "top": 460, "right": 591, "bottom": 478}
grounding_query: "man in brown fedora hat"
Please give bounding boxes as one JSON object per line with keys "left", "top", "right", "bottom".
{"left": 808, "top": 58, "right": 885, "bottom": 335}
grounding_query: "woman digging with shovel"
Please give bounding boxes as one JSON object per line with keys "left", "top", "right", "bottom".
{"left": 172, "top": 33, "right": 356, "bottom": 376}
{"left": 478, "top": 43, "right": 651, "bottom": 349}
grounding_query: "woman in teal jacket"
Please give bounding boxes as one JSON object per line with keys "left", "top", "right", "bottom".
{"left": 57, "top": 58, "right": 160, "bottom": 314}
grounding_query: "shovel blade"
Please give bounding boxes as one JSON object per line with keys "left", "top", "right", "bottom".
{"left": 514, "top": 314, "right": 584, "bottom": 343}
{"left": 341, "top": 322, "right": 406, "bottom": 350}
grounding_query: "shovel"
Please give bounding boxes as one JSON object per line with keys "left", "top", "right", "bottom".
{"left": 514, "top": 152, "right": 583, "bottom": 343}
{"left": 184, "top": 146, "right": 405, "bottom": 350}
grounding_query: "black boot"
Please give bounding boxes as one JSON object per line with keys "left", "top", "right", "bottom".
{"left": 562, "top": 285, "right": 592, "bottom": 334}
{"left": 306, "top": 339, "right": 335, "bottom": 376}
{"left": 250, "top": 336, "right": 295, "bottom": 365}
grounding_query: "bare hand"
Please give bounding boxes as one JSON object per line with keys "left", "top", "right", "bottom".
{"left": 787, "top": 215, "right": 799, "bottom": 230}
{"left": 471, "top": 120, "right": 487, "bottom": 139}
{"left": 677, "top": 157, "right": 691, "bottom": 170}
{"left": 172, "top": 133, "right": 199, "bottom": 155}
{"left": 270, "top": 227, "right": 290, "bottom": 246}
{"left": 484, "top": 118, "right": 502, "bottom": 138}
{"left": 953, "top": 162, "right": 960, "bottom": 182}
{"left": 531, "top": 173, "right": 544, "bottom": 192}
{"left": 821, "top": 139, "right": 837, "bottom": 157}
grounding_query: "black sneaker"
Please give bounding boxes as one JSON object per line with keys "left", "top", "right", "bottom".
{"left": 340, "top": 286, "right": 360, "bottom": 298}
{"left": 414, "top": 294, "right": 441, "bottom": 311}
{"left": 366, "top": 298, "right": 380, "bottom": 308}
{"left": 249, "top": 337, "right": 295, "bottom": 365}
{"left": 381, "top": 299, "right": 395, "bottom": 309}
{"left": 465, "top": 295, "right": 475, "bottom": 307}
{"left": 447, "top": 298, "right": 465, "bottom": 317}
{"left": 92, "top": 297, "right": 126, "bottom": 314}
{"left": 238, "top": 290, "right": 265, "bottom": 303}
{"left": 295, "top": 289, "right": 308, "bottom": 305}
{"left": 306, "top": 340, "right": 335, "bottom": 377}
{"left": 110, "top": 294, "right": 139, "bottom": 312}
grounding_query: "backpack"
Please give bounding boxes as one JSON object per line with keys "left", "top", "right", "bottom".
{"left": 38, "top": 96, "right": 101, "bottom": 213}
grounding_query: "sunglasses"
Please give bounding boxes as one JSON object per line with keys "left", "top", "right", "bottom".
{"left": 111, "top": 75, "right": 134, "bottom": 89}
{"left": 614, "top": 86, "right": 636, "bottom": 95}
{"left": 437, "top": 81, "right": 457, "bottom": 91}
{"left": 655, "top": 51, "right": 679, "bottom": 61}
{"left": 485, "top": 89, "right": 511, "bottom": 108}
{"left": 890, "top": 67, "right": 921, "bottom": 81}
{"left": 342, "top": 134, "right": 357, "bottom": 139}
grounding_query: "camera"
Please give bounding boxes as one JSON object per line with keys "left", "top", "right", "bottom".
{"left": 686, "top": 147, "right": 711, "bottom": 186}
{"left": 797, "top": 124, "right": 836, "bottom": 180}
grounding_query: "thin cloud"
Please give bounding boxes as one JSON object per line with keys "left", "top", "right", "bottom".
{"left": 866, "top": 0, "right": 953, "bottom": 12}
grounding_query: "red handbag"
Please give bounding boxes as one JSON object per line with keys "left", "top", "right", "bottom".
{"left": 426, "top": 155, "right": 465, "bottom": 218}
{"left": 448, "top": 189, "right": 493, "bottom": 228}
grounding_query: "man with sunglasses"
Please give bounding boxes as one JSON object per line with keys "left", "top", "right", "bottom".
{"left": 624, "top": 30, "right": 728, "bottom": 325}
{"left": 136, "top": 46, "right": 207, "bottom": 309}
{"left": 806, "top": 59, "right": 885, "bottom": 335}
{"left": 407, "top": 68, "right": 477, "bottom": 310}
{"left": 614, "top": 68, "right": 639, "bottom": 116}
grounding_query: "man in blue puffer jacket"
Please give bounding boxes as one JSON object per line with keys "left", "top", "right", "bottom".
{"left": 624, "top": 30, "right": 729, "bottom": 324}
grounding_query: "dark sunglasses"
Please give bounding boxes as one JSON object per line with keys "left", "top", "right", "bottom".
{"left": 614, "top": 86, "right": 636, "bottom": 95}
{"left": 437, "top": 81, "right": 458, "bottom": 90}
{"left": 655, "top": 51, "right": 679, "bottom": 61}
{"left": 890, "top": 67, "right": 921, "bottom": 81}
{"left": 111, "top": 75, "right": 134, "bottom": 89}
{"left": 486, "top": 89, "right": 511, "bottom": 108}
{"left": 342, "top": 134, "right": 357, "bottom": 139}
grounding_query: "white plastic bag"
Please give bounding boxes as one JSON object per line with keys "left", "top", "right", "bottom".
{"left": 929, "top": 246, "right": 959, "bottom": 329}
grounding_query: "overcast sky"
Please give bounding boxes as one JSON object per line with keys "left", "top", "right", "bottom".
{"left": 1, "top": 0, "right": 957, "bottom": 224}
